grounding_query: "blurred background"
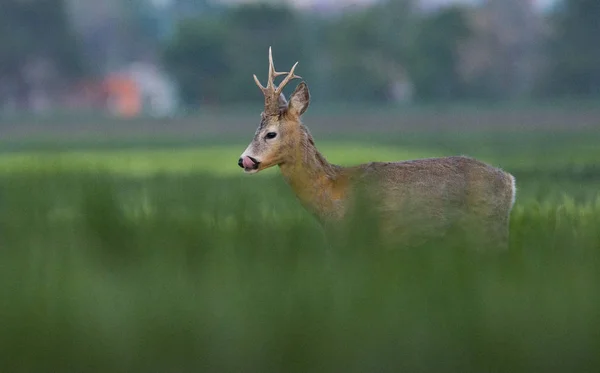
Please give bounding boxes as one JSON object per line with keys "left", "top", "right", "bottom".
{"left": 0, "top": 0, "right": 597, "bottom": 118}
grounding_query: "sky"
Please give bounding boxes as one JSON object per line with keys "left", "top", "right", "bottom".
{"left": 260, "top": 0, "right": 559, "bottom": 12}
{"left": 420, "top": 0, "right": 558, "bottom": 10}
{"left": 151, "top": 0, "right": 560, "bottom": 12}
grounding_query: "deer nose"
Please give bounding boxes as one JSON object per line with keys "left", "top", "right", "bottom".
{"left": 238, "top": 157, "right": 244, "bottom": 168}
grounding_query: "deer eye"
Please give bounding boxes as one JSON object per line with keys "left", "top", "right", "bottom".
{"left": 265, "top": 132, "right": 277, "bottom": 139}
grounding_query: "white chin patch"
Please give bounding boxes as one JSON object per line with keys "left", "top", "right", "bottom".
{"left": 244, "top": 168, "right": 259, "bottom": 174}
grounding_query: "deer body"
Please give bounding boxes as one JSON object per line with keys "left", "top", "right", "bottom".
{"left": 239, "top": 48, "right": 516, "bottom": 248}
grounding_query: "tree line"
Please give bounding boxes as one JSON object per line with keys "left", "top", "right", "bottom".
{"left": 0, "top": 0, "right": 599, "bottom": 110}
{"left": 162, "top": 2, "right": 475, "bottom": 105}
{"left": 161, "top": 0, "right": 600, "bottom": 106}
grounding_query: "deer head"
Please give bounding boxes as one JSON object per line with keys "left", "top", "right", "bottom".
{"left": 238, "top": 47, "right": 310, "bottom": 174}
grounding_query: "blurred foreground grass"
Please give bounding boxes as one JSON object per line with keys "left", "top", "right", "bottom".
{"left": 0, "top": 133, "right": 599, "bottom": 372}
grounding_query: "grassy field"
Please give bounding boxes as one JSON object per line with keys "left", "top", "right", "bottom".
{"left": 1, "top": 110, "right": 599, "bottom": 372}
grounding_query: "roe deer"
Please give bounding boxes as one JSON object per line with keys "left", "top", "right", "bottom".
{"left": 238, "top": 47, "right": 516, "bottom": 249}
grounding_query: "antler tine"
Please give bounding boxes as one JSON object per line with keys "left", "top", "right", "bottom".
{"left": 267, "top": 47, "right": 275, "bottom": 89}
{"left": 253, "top": 74, "right": 267, "bottom": 91}
{"left": 274, "top": 61, "right": 302, "bottom": 95}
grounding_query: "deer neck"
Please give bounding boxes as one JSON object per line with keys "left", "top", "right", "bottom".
{"left": 278, "top": 129, "right": 346, "bottom": 221}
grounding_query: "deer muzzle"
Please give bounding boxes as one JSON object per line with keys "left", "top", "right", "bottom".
{"left": 239, "top": 156, "right": 260, "bottom": 171}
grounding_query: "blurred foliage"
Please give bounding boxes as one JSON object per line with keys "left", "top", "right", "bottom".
{"left": 163, "top": 18, "right": 230, "bottom": 106}
{"left": 0, "top": 0, "right": 83, "bottom": 101}
{"left": 163, "top": 4, "right": 305, "bottom": 105}
{"left": 541, "top": 0, "right": 600, "bottom": 97}
{"left": 2, "top": 0, "right": 600, "bottom": 109}
{"left": 324, "top": 2, "right": 415, "bottom": 102}
{"left": 159, "top": 0, "right": 600, "bottom": 106}
{"left": 0, "top": 158, "right": 599, "bottom": 371}
{"left": 408, "top": 5, "right": 472, "bottom": 101}
{"left": 222, "top": 4, "right": 306, "bottom": 102}
{"left": 162, "top": 1, "right": 482, "bottom": 105}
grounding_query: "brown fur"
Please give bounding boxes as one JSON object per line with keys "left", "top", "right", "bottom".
{"left": 240, "top": 67, "right": 516, "bottom": 249}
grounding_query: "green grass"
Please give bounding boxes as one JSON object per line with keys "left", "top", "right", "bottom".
{"left": 0, "top": 142, "right": 442, "bottom": 177}
{"left": 1, "top": 130, "right": 599, "bottom": 372}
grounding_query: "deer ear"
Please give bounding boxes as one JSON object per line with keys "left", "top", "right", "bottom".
{"left": 288, "top": 82, "right": 310, "bottom": 117}
{"left": 278, "top": 92, "right": 288, "bottom": 109}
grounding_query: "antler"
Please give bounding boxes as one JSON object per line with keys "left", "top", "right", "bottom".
{"left": 253, "top": 47, "right": 301, "bottom": 115}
